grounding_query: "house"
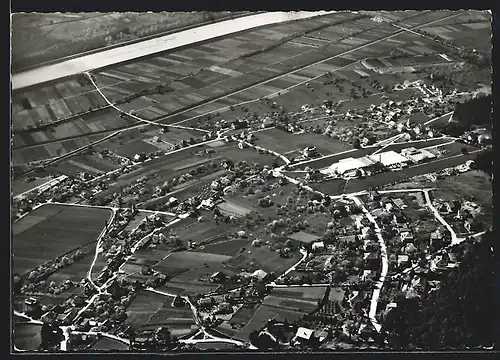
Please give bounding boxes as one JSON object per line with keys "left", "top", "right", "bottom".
{"left": 364, "top": 253, "right": 381, "bottom": 271}
{"left": 24, "top": 297, "right": 40, "bottom": 314}
{"left": 211, "top": 180, "right": 222, "bottom": 191}
{"left": 216, "top": 302, "right": 233, "bottom": 314}
{"left": 293, "top": 327, "right": 315, "bottom": 344}
{"left": 288, "top": 231, "right": 321, "bottom": 250}
{"left": 173, "top": 296, "right": 186, "bottom": 307}
{"left": 261, "top": 117, "right": 274, "bottom": 128}
{"left": 133, "top": 154, "right": 145, "bottom": 162}
{"left": 392, "top": 198, "right": 405, "bottom": 209}
{"left": 198, "top": 297, "right": 214, "bottom": 306}
{"left": 311, "top": 241, "right": 325, "bottom": 252}
{"left": 210, "top": 271, "right": 227, "bottom": 284}
{"left": 339, "top": 234, "right": 358, "bottom": 243}
{"left": 231, "top": 119, "right": 249, "bottom": 130}
{"left": 400, "top": 232, "right": 414, "bottom": 243}
{"left": 430, "top": 230, "right": 442, "bottom": 243}
{"left": 361, "top": 270, "right": 372, "bottom": 281}
{"left": 302, "top": 146, "right": 320, "bottom": 158}
{"left": 251, "top": 269, "right": 268, "bottom": 282}
{"left": 397, "top": 255, "right": 410, "bottom": 267}
{"left": 358, "top": 322, "right": 378, "bottom": 339}
{"left": 313, "top": 328, "right": 329, "bottom": 343}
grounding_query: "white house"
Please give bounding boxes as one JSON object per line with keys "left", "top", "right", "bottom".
{"left": 311, "top": 241, "right": 325, "bottom": 252}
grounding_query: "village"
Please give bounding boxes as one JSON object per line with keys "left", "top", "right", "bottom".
{"left": 12, "top": 10, "right": 492, "bottom": 352}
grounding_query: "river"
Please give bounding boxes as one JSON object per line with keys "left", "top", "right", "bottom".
{"left": 12, "top": 11, "right": 335, "bottom": 90}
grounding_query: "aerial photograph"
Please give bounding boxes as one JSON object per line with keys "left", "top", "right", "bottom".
{"left": 11, "top": 10, "right": 493, "bottom": 352}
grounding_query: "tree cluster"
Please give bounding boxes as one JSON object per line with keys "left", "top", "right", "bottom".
{"left": 383, "top": 232, "right": 494, "bottom": 350}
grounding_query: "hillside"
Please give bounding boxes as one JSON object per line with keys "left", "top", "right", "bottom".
{"left": 383, "top": 232, "right": 494, "bottom": 350}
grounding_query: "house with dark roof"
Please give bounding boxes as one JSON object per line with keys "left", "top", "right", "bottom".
{"left": 231, "top": 119, "right": 249, "bottom": 130}
{"left": 288, "top": 231, "right": 321, "bottom": 251}
{"left": 364, "top": 252, "right": 381, "bottom": 271}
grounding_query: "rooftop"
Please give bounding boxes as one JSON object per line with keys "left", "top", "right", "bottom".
{"left": 295, "top": 327, "right": 314, "bottom": 340}
{"left": 322, "top": 156, "right": 376, "bottom": 175}
{"left": 288, "top": 231, "right": 321, "bottom": 244}
{"left": 368, "top": 150, "right": 409, "bottom": 167}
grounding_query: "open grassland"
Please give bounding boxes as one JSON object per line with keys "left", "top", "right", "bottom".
{"left": 13, "top": 204, "right": 112, "bottom": 274}
{"left": 12, "top": 12, "right": 238, "bottom": 71}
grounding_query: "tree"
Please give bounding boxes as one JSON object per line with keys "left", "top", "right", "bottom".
{"left": 461, "top": 147, "right": 469, "bottom": 155}
{"left": 353, "top": 138, "right": 361, "bottom": 149}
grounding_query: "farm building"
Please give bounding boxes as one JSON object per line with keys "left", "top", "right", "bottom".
{"left": 401, "top": 147, "right": 436, "bottom": 163}
{"left": 368, "top": 150, "right": 409, "bottom": 169}
{"left": 292, "top": 327, "right": 315, "bottom": 345}
{"left": 288, "top": 231, "right": 321, "bottom": 250}
{"left": 320, "top": 157, "right": 376, "bottom": 177}
{"left": 251, "top": 269, "right": 268, "bottom": 282}
{"left": 311, "top": 241, "right": 325, "bottom": 252}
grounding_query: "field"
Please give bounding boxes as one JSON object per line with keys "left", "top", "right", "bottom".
{"left": 11, "top": 10, "right": 462, "bottom": 166}
{"left": 293, "top": 137, "right": 458, "bottom": 171}
{"left": 11, "top": 176, "right": 53, "bottom": 197}
{"left": 343, "top": 150, "right": 482, "bottom": 193}
{"left": 255, "top": 129, "right": 353, "bottom": 156}
{"left": 233, "top": 304, "right": 304, "bottom": 341}
{"left": 12, "top": 12, "right": 237, "bottom": 71}
{"left": 194, "top": 342, "right": 237, "bottom": 350}
{"left": 13, "top": 323, "right": 42, "bottom": 351}
{"left": 91, "top": 337, "right": 130, "bottom": 351}
{"left": 419, "top": 11, "right": 491, "bottom": 55}
{"left": 224, "top": 245, "right": 302, "bottom": 275}
{"left": 13, "top": 204, "right": 112, "bottom": 274}
{"left": 262, "top": 295, "right": 318, "bottom": 313}
{"left": 153, "top": 251, "right": 232, "bottom": 295}
{"left": 12, "top": 132, "right": 114, "bottom": 168}
{"left": 125, "top": 290, "right": 195, "bottom": 329}
{"left": 270, "top": 286, "right": 328, "bottom": 301}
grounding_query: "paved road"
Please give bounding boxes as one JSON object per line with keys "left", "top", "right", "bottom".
{"left": 12, "top": 11, "right": 334, "bottom": 90}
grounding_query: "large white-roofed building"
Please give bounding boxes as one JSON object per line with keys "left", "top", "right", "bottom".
{"left": 320, "top": 156, "right": 376, "bottom": 177}
{"left": 401, "top": 147, "right": 436, "bottom": 163}
{"left": 368, "top": 150, "right": 409, "bottom": 169}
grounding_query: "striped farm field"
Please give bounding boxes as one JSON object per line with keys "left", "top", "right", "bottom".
{"left": 12, "top": 10, "right": 469, "bottom": 165}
